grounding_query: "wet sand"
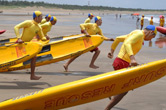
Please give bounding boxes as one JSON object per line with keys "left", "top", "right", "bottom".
{"left": 0, "top": 7, "right": 166, "bottom": 110}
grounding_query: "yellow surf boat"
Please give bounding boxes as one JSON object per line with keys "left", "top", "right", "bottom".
{"left": 0, "top": 42, "right": 42, "bottom": 71}
{"left": 0, "top": 34, "right": 104, "bottom": 72}
{"left": 0, "top": 34, "right": 87, "bottom": 45}
{"left": 0, "top": 59, "right": 165, "bottom": 110}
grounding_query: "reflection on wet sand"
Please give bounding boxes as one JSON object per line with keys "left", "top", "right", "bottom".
{"left": 155, "top": 34, "right": 166, "bottom": 48}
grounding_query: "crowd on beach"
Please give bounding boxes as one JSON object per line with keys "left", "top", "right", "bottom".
{"left": 7, "top": 9, "right": 161, "bottom": 110}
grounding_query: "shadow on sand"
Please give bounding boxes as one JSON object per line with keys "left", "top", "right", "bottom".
{"left": 0, "top": 81, "right": 52, "bottom": 89}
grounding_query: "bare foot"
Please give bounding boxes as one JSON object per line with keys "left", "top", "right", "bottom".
{"left": 30, "top": 76, "right": 42, "bottom": 80}
{"left": 63, "top": 64, "right": 68, "bottom": 72}
{"left": 89, "top": 65, "right": 99, "bottom": 69}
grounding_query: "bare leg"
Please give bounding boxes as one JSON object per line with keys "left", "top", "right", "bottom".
{"left": 30, "top": 56, "right": 41, "bottom": 80}
{"left": 63, "top": 56, "right": 79, "bottom": 72}
{"left": 105, "top": 92, "right": 128, "bottom": 110}
{"left": 89, "top": 49, "right": 100, "bottom": 69}
{"left": 140, "top": 25, "right": 143, "bottom": 30}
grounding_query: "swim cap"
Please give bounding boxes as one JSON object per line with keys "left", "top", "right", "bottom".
{"left": 33, "top": 11, "right": 42, "bottom": 19}
{"left": 88, "top": 13, "right": 94, "bottom": 17}
{"left": 94, "top": 16, "right": 101, "bottom": 23}
{"left": 46, "top": 14, "right": 51, "bottom": 18}
{"left": 50, "top": 16, "right": 57, "bottom": 21}
{"left": 146, "top": 25, "right": 157, "bottom": 35}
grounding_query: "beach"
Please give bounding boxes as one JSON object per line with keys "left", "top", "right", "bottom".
{"left": 0, "top": 7, "right": 166, "bottom": 110}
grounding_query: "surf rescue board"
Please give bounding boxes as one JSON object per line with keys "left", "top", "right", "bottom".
{"left": 0, "top": 59, "right": 166, "bottom": 110}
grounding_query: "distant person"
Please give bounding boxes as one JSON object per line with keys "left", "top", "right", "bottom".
{"left": 140, "top": 15, "right": 144, "bottom": 30}
{"left": 131, "top": 14, "right": 134, "bottom": 19}
{"left": 159, "top": 15, "right": 165, "bottom": 27}
{"left": 136, "top": 15, "right": 140, "bottom": 29}
{"left": 115, "top": 14, "right": 118, "bottom": 19}
{"left": 106, "top": 25, "right": 157, "bottom": 110}
{"left": 119, "top": 14, "right": 121, "bottom": 18}
{"left": 150, "top": 16, "right": 153, "bottom": 25}
{"left": 40, "top": 14, "right": 51, "bottom": 25}
{"left": 40, "top": 16, "right": 57, "bottom": 40}
{"left": 63, "top": 16, "right": 114, "bottom": 72}
{"left": 84, "top": 13, "right": 94, "bottom": 23}
{"left": 14, "top": 11, "right": 47, "bottom": 80}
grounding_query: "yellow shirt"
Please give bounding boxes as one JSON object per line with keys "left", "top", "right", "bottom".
{"left": 160, "top": 18, "right": 165, "bottom": 27}
{"left": 14, "top": 20, "right": 46, "bottom": 42}
{"left": 150, "top": 19, "right": 153, "bottom": 25}
{"left": 40, "top": 22, "right": 52, "bottom": 36}
{"left": 40, "top": 19, "right": 47, "bottom": 25}
{"left": 140, "top": 17, "right": 144, "bottom": 25}
{"left": 111, "top": 30, "right": 145, "bottom": 63}
{"left": 84, "top": 18, "right": 91, "bottom": 23}
{"left": 80, "top": 23, "right": 108, "bottom": 40}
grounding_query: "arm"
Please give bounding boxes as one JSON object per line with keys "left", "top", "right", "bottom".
{"left": 40, "top": 23, "right": 50, "bottom": 40}
{"left": 14, "top": 20, "right": 30, "bottom": 43}
{"left": 130, "top": 55, "right": 138, "bottom": 66}
{"left": 80, "top": 23, "right": 91, "bottom": 37}
{"left": 98, "top": 28, "right": 114, "bottom": 41}
{"left": 108, "top": 35, "right": 127, "bottom": 59}
{"left": 111, "top": 35, "right": 127, "bottom": 50}
{"left": 108, "top": 48, "right": 114, "bottom": 59}
{"left": 14, "top": 20, "right": 29, "bottom": 39}
{"left": 37, "top": 26, "right": 47, "bottom": 41}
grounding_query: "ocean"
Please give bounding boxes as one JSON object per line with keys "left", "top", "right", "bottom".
{"left": 0, "top": 13, "right": 165, "bottom": 49}
{"left": 100, "top": 14, "right": 166, "bottom": 49}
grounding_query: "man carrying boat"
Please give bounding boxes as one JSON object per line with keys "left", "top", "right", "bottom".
{"left": 14, "top": 11, "right": 47, "bottom": 80}
{"left": 106, "top": 25, "right": 157, "bottom": 110}
{"left": 84, "top": 13, "right": 94, "bottom": 23}
{"left": 40, "top": 16, "right": 57, "bottom": 40}
{"left": 63, "top": 16, "right": 114, "bottom": 71}
{"left": 40, "top": 14, "right": 51, "bottom": 25}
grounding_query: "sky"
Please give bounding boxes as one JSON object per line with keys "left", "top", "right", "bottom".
{"left": 23, "top": 0, "right": 166, "bottom": 10}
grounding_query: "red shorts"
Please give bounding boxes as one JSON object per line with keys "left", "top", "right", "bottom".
{"left": 90, "top": 47, "right": 99, "bottom": 52}
{"left": 113, "top": 57, "right": 130, "bottom": 70}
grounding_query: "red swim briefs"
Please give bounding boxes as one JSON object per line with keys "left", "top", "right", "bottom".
{"left": 112, "top": 57, "right": 130, "bottom": 70}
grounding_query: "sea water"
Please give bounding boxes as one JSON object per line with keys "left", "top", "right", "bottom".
{"left": 0, "top": 13, "right": 165, "bottom": 49}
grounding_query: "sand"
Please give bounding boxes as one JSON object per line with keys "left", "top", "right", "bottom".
{"left": 0, "top": 7, "right": 166, "bottom": 110}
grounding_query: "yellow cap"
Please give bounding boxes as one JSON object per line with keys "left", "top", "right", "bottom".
{"left": 50, "top": 16, "right": 57, "bottom": 21}
{"left": 33, "top": 11, "right": 42, "bottom": 19}
{"left": 46, "top": 14, "right": 51, "bottom": 18}
{"left": 95, "top": 16, "right": 101, "bottom": 22}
